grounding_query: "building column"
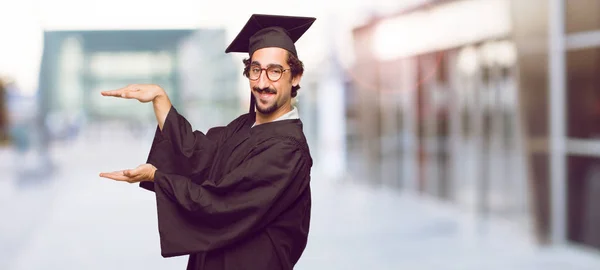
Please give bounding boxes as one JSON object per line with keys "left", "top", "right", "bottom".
{"left": 548, "top": 0, "right": 567, "bottom": 245}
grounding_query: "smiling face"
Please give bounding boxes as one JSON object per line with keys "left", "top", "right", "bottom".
{"left": 249, "top": 47, "right": 300, "bottom": 116}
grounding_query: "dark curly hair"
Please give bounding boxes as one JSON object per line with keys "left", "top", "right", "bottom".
{"left": 242, "top": 51, "right": 304, "bottom": 98}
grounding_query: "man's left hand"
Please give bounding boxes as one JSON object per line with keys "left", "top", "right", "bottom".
{"left": 100, "top": 164, "right": 157, "bottom": 183}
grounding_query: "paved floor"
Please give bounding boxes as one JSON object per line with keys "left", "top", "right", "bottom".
{"left": 2, "top": 129, "right": 600, "bottom": 270}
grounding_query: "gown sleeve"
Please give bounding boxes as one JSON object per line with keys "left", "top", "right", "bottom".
{"left": 151, "top": 138, "right": 311, "bottom": 258}
{"left": 140, "top": 105, "right": 223, "bottom": 192}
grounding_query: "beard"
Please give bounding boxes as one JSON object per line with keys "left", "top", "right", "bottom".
{"left": 256, "top": 101, "right": 278, "bottom": 114}
{"left": 253, "top": 86, "right": 279, "bottom": 114}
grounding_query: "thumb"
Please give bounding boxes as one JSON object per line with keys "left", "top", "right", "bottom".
{"left": 123, "top": 168, "right": 138, "bottom": 177}
{"left": 121, "top": 89, "right": 140, "bottom": 99}
{"left": 127, "top": 164, "right": 148, "bottom": 176}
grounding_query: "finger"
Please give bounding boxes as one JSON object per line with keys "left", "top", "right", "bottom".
{"left": 121, "top": 89, "right": 141, "bottom": 99}
{"left": 100, "top": 174, "right": 130, "bottom": 181}
{"left": 101, "top": 84, "right": 138, "bottom": 97}
{"left": 99, "top": 170, "right": 122, "bottom": 176}
{"left": 122, "top": 174, "right": 143, "bottom": 183}
{"left": 100, "top": 89, "right": 124, "bottom": 97}
{"left": 126, "top": 165, "right": 147, "bottom": 177}
{"left": 99, "top": 171, "right": 133, "bottom": 182}
{"left": 99, "top": 171, "right": 126, "bottom": 180}
{"left": 123, "top": 169, "right": 136, "bottom": 177}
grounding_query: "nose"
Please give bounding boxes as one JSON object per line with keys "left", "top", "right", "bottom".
{"left": 256, "top": 70, "right": 270, "bottom": 89}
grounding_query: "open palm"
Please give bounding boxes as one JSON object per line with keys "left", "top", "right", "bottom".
{"left": 101, "top": 84, "right": 163, "bottom": 103}
{"left": 100, "top": 163, "right": 157, "bottom": 183}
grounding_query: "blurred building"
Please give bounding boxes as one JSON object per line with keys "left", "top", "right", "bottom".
{"left": 38, "top": 28, "right": 241, "bottom": 141}
{"left": 0, "top": 79, "right": 7, "bottom": 144}
{"left": 347, "top": 0, "right": 600, "bottom": 252}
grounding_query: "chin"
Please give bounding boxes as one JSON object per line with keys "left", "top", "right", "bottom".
{"left": 256, "top": 103, "right": 279, "bottom": 115}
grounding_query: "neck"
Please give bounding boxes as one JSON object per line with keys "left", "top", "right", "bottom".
{"left": 254, "top": 102, "right": 292, "bottom": 126}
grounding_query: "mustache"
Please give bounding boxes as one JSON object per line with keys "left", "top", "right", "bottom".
{"left": 253, "top": 87, "right": 276, "bottom": 94}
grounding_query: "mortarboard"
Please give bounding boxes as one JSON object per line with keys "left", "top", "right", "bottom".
{"left": 225, "top": 14, "right": 316, "bottom": 116}
{"left": 225, "top": 14, "right": 316, "bottom": 58}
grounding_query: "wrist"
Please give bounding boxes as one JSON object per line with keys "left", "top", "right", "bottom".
{"left": 153, "top": 88, "right": 167, "bottom": 102}
{"left": 153, "top": 91, "right": 171, "bottom": 108}
{"left": 150, "top": 164, "right": 158, "bottom": 181}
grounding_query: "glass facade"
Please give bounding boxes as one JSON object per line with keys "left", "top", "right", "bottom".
{"left": 566, "top": 47, "right": 600, "bottom": 139}
{"left": 566, "top": 0, "right": 600, "bottom": 33}
{"left": 565, "top": 0, "right": 600, "bottom": 251}
{"left": 349, "top": 0, "right": 600, "bottom": 251}
{"left": 39, "top": 29, "right": 241, "bottom": 141}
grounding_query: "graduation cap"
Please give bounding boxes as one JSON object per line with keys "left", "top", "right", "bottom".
{"left": 225, "top": 14, "right": 316, "bottom": 58}
{"left": 225, "top": 14, "right": 316, "bottom": 115}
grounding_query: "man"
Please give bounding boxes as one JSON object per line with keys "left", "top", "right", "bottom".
{"left": 99, "top": 14, "right": 316, "bottom": 270}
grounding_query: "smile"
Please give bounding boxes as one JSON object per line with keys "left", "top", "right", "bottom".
{"left": 258, "top": 91, "right": 275, "bottom": 101}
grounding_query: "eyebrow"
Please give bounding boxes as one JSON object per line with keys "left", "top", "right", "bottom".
{"left": 250, "top": 61, "right": 284, "bottom": 69}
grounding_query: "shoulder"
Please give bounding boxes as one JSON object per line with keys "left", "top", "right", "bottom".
{"left": 254, "top": 120, "right": 309, "bottom": 151}
{"left": 253, "top": 119, "right": 307, "bottom": 141}
{"left": 256, "top": 134, "right": 304, "bottom": 151}
{"left": 231, "top": 113, "right": 254, "bottom": 127}
{"left": 252, "top": 131, "right": 312, "bottom": 167}
{"left": 207, "top": 113, "right": 252, "bottom": 141}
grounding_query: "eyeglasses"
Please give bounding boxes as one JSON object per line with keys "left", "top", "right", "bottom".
{"left": 246, "top": 65, "right": 290, "bottom": 82}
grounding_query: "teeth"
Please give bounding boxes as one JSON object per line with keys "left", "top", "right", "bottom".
{"left": 259, "top": 92, "right": 274, "bottom": 99}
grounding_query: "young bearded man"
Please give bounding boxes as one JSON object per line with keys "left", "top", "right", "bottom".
{"left": 99, "top": 14, "right": 316, "bottom": 270}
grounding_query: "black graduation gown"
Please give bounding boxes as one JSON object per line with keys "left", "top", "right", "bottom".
{"left": 139, "top": 106, "right": 313, "bottom": 270}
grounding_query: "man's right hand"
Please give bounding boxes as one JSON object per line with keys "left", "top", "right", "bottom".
{"left": 101, "top": 84, "right": 165, "bottom": 103}
{"left": 101, "top": 84, "right": 172, "bottom": 131}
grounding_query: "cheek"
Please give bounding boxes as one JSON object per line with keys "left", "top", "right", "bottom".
{"left": 273, "top": 83, "right": 285, "bottom": 96}
{"left": 276, "top": 83, "right": 291, "bottom": 96}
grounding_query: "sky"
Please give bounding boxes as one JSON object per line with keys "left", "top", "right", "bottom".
{"left": 0, "top": 0, "right": 427, "bottom": 93}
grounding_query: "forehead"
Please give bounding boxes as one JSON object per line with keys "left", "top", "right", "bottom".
{"left": 251, "top": 47, "right": 288, "bottom": 66}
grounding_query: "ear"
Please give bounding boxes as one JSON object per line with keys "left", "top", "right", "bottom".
{"left": 291, "top": 74, "right": 302, "bottom": 87}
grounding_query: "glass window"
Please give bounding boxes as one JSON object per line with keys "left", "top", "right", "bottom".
{"left": 566, "top": 47, "right": 600, "bottom": 139}
{"left": 567, "top": 155, "right": 600, "bottom": 250}
{"left": 566, "top": 0, "right": 600, "bottom": 34}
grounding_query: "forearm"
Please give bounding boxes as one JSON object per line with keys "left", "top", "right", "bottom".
{"left": 153, "top": 91, "right": 172, "bottom": 131}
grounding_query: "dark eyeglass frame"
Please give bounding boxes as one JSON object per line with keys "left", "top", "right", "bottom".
{"left": 246, "top": 65, "right": 291, "bottom": 82}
